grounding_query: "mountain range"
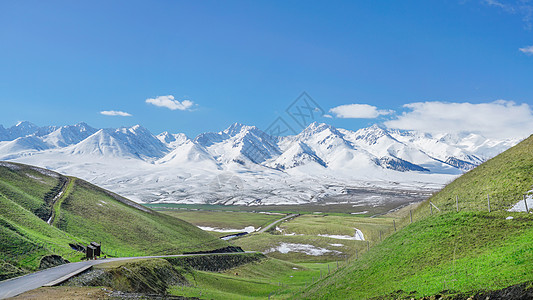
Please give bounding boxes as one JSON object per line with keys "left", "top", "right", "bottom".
{"left": 0, "top": 121, "right": 520, "bottom": 206}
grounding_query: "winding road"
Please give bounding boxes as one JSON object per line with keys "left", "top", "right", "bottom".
{"left": 0, "top": 251, "right": 256, "bottom": 299}
{"left": 258, "top": 213, "right": 299, "bottom": 233}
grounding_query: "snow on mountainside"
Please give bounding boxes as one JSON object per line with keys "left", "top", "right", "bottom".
{"left": 157, "top": 140, "right": 218, "bottom": 167}
{"left": 157, "top": 131, "right": 189, "bottom": 148}
{"left": 42, "top": 123, "right": 97, "bottom": 148}
{"left": 67, "top": 125, "right": 168, "bottom": 160}
{"left": 194, "top": 123, "right": 281, "bottom": 165}
{"left": 0, "top": 121, "right": 522, "bottom": 206}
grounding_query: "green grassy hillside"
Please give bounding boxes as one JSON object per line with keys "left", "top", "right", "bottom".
{"left": 412, "top": 134, "right": 533, "bottom": 220}
{"left": 303, "top": 135, "right": 533, "bottom": 299}
{"left": 0, "top": 161, "right": 227, "bottom": 280}
{"left": 302, "top": 211, "right": 533, "bottom": 299}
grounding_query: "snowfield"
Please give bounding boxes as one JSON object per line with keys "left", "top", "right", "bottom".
{"left": 197, "top": 226, "right": 256, "bottom": 233}
{"left": 0, "top": 121, "right": 521, "bottom": 206}
{"left": 318, "top": 228, "right": 365, "bottom": 241}
{"left": 508, "top": 191, "right": 533, "bottom": 213}
{"left": 264, "top": 243, "right": 342, "bottom": 256}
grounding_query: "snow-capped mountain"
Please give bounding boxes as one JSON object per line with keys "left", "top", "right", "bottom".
{"left": 0, "top": 121, "right": 522, "bottom": 206}
{"left": 157, "top": 131, "right": 189, "bottom": 148}
{"left": 194, "top": 123, "right": 281, "bottom": 165}
{"left": 67, "top": 125, "right": 168, "bottom": 160}
{"left": 42, "top": 123, "right": 98, "bottom": 148}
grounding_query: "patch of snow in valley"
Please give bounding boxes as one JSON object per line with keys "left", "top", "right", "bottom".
{"left": 264, "top": 243, "right": 341, "bottom": 256}
{"left": 350, "top": 211, "right": 369, "bottom": 215}
{"left": 318, "top": 228, "right": 364, "bottom": 241}
{"left": 508, "top": 192, "right": 533, "bottom": 213}
{"left": 197, "top": 226, "right": 256, "bottom": 233}
{"left": 329, "top": 243, "right": 344, "bottom": 247}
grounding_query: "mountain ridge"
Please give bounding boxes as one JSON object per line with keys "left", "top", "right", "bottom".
{"left": 0, "top": 121, "right": 522, "bottom": 206}
{"left": 0, "top": 121, "right": 517, "bottom": 174}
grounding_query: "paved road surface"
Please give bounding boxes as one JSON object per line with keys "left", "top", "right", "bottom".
{"left": 258, "top": 213, "right": 299, "bottom": 233}
{"left": 0, "top": 251, "right": 255, "bottom": 299}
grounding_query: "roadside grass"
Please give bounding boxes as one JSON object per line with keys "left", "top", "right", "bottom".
{"left": 8, "top": 286, "right": 111, "bottom": 300}
{"left": 302, "top": 211, "right": 533, "bottom": 299}
{"left": 169, "top": 258, "right": 337, "bottom": 299}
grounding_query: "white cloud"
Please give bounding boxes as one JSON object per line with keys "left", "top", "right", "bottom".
{"left": 329, "top": 104, "right": 393, "bottom": 119}
{"left": 384, "top": 100, "right": 533, "bottom": 139}
{"left": 483, "top": 0, "right": 533, "bottom": 29}
{"left": 100, "top": 110, "right": 132, "bottom": 117}
{"left": 519, "top": 45, "right": 533, "bottom": 55}
{"left": 146, "top": 95, "right": 194, "bottom": 111}
{"left": 484, "top": 0, "right": 507, "bottom": 9}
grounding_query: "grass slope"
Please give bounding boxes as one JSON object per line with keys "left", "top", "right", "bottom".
{"left": 302, "top": 211, "right": 533, "bottom": 299}
{"left": 57, "top": 178, "right": 227, "bottom": 256}
{"left": 413, "top": 134, "right": 533, "bottom": 220}
{"left": 303, "top": 135, "right": 533, "bottom": 299}
{"left": 0, "top": 161, "right": 227, "bottom": 280}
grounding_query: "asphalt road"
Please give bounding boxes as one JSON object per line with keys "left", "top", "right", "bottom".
{"left": 258, "top": 213, "right": 299, "bottom": 233}
{"left": 0, "top": 251, "right": 255, "bottom": 299}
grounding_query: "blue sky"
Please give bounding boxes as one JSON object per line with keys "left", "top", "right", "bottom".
{"left": 1, "top": 0, "right": 532, "bottom": 138}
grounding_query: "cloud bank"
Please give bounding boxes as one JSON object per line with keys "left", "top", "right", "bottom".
{"left": 100, "top": 110, "right": 132, "bottom": 117}
{"left": 146, "top": 95, "right": 194, "bottom": 111}
{"left": 329, "top": 104, "right": 393, "bottom": 119}
{"left": 384, "top": 100, "right": 533, "bottom": 139}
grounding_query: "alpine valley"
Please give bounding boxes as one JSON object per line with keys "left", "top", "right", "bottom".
{"left": 0, "top": 121, "right": 519, "bottom": 209}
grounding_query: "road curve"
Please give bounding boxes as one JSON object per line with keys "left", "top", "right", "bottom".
{"left": 258, "top": 213, "right": 299, "bottom": 233}
{"left": 0, "top": 251, "right": 256, "bottom": 299}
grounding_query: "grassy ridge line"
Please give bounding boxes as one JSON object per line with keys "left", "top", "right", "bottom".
{"left": 301, "top": 211, "right": 533, "bottom": 299}
{"left": 411, "top": 134, "right": 533, "bottom": 222}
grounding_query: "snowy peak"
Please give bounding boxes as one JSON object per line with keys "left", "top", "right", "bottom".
{"left": 43, "top": 123, "right": 98, "bottom": 147}
{"left": 223, "top": 122, "right": 254, "bottom": 136}
{"left": 267, "top": 141, "right": 327, "bottom": 170}
{"left": 4, "top": 121, "right": 40, "bottom": 140}
{"left": 300, "top": 122, "right": 343, "bottom": 138}
{"left": 157, "top": 140, "right": 216, "bottom": 166}
{"left": 157, "top": 131, "right": 189, "bottom": 148}
{"left": 195, "top": 123, "right": 281, "bottom": 165}
{"left": 353, "top": 124, "right": 397, "bottom": 145}
{"left": 68, "top": 125, "right": 167, "bottom": 160}
{"left": 0, "top": 121, "right": 520, "bottom": 176}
